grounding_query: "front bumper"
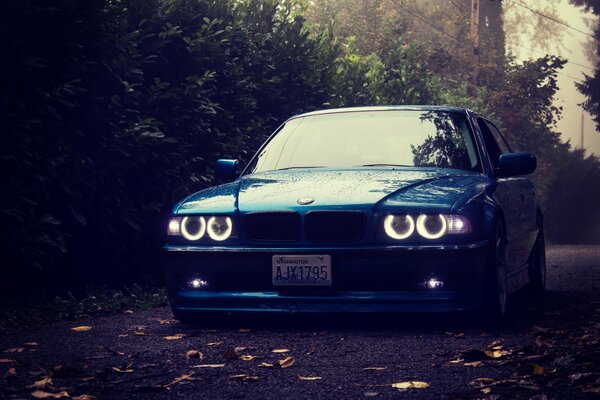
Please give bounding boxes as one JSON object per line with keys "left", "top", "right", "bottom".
{"left": 163, "top": 241, "right": 489, "bottom": 313}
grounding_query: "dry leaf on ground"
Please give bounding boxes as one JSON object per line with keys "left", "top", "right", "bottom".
{"left": 185, "top": 350, "right": 203, "bottom": 359}
{"left": 3, "top": 348, "right": 24, "bottom": 353}
{"left": 3, "top": 367, "right": 17, "bottom": 378}
{"left": 28, "top": 377, "right": 53, "bottom": 389}
{"left": 363, "top": 367, "right": 387, "bottom": 371}
{"left": 30, "top": 391, "right": 70, "bottom": 399}
{"left": 191, "top": 364, "right": 225, "bottom": 368}
{"left": 258, "top": 362, "right": 274, "bottom": 368}
{"left": 240, "top": 355, "right": 259, "bottom": 361}
{"left": 276, "top": 357, "right": 295, "bottom": 369}
{"left": 163, "top": 333, "right": 185, "bottom": 340}
{"left": 207, "top": 342, "right": 222, "bottom": 346}
{"left": 298, "top": 375, "right": 322, "bottom": 381}
{"left": 164, "top": 373, "right": 196, "bottom": 388}
{"left": 73, "top": 395, "right": 97, "bottom": 400}
{"left": 0, "top": 359, "right": 15, "bottom": 363}
{"left": 229, "top": 374, "right": 259, "bottom": 382}
{"left": 391, "top": 381, "right": 430, "bottom": 390}
{"left": 71, "top": 326, "right": 92, "bottom": 332}
{"left": 272, "top": 349, "right": 290, "bottom": 353}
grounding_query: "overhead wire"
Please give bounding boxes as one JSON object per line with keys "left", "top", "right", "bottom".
{"left": 509, "top": 0, "right": 596, "bottom": 39}
{"left": 394, "top": 1, "right": 592, "bottom": 84}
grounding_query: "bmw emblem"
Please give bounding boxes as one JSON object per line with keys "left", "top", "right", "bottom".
{"left": 297, "top": 197, "right": 315, "bottom": 205}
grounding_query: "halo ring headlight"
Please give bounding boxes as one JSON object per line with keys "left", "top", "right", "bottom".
{"left": 181, "top": 216, "right": 206, "bottom": 241}
{"left": 416, "top": 214, "right": 447, "bottom": 239}
{"left": 207, "top": 216, "right": 233, "bottom": 241}
{"left": 384, "top": 214, "right": 415, "bottom": 240}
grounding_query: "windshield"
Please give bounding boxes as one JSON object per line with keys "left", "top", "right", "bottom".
{"left": 246, "top": 110, "right": 480, "bottom": 174}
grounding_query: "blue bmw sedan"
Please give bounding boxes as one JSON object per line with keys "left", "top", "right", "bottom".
{"left": 164, "top": 106, "right": 546, "bottom": 322}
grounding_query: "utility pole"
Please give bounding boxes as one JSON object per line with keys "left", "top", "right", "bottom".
{"left": 581, "top": 109, "right": 585, "bottom": 154}
{"left": 470, "top": 0, "right": 480, "bottom": 87}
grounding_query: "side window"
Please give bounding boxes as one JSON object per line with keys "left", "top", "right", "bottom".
{"left": 485, "top": 121, "right": 511, "bottom": 154}
{"left": 477, "top": 118, "right": 509, "bottom": 169}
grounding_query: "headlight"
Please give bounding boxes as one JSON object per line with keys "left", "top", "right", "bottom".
{"left": 382, "top": 214, "right": 471, "bottom": 240}
{"left": 383, "top": 214, "right": 415, "bottom": 239}
{"left": 416, "top": 214, "right": 447, "bottom": 239}
{"left": 207, "top": 216, "right": 233, "bottom": 241}
{"left": 181, "top": 216, "right": 206, "bottom": 241}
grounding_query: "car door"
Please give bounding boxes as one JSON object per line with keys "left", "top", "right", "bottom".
{"left": 476, "top": 118, "right": 528, "bottom": 281}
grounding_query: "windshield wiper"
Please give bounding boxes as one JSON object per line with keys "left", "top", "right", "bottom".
{"left": 275, "top": 166, "right": 325, "bottom": 171}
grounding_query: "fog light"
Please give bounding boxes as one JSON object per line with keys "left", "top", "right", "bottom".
{"left": 188, "top": 278, "right": 208, "bottom": 289}
{"left": 422, "top": 278, "right": 444, "bottom": 289}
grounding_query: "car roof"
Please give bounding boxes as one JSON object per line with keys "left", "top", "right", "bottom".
{"left": 288, "top": 105, "right": 475, "bottom": 121}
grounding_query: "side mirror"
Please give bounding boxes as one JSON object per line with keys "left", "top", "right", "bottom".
{"left": 215, "top": 159, "right": 239, "bottom": 182}
{"left": 498, "top": 152, "right": 536, "bottom": 177}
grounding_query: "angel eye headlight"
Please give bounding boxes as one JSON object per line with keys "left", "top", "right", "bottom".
{"left": 416, "top": 214, "right": 447, "bottom": 239}
{"left": 384, "top": 214, "right": 415, "bottom": 239}
{"left": 207, "top": 216, "right": 233, "bottom": 241}
{"left": 181, "top": 216, "right": 206, "bottom": 241}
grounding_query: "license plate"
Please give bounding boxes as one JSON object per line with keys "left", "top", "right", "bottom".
{"left": 272, "top": 255, "right": 332, "bottom": 286}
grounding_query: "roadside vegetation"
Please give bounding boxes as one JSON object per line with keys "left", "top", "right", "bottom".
{"left": 1, "top": 0, "right": 600, "bottom": 301}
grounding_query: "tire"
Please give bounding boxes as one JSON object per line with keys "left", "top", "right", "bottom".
{"left": 483, "top": 221, "right": 508, "bottom": 321}
{"left": 526, "top": 222, "right": 546, "bottom": 295}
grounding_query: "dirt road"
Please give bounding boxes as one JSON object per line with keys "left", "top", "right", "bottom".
{"left": 2, "top": 246, "right": 600, "bottom": 399}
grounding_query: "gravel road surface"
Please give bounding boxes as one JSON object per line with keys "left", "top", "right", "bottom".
{"left": 2, "top": 245, "right": 600, "bottom": 399}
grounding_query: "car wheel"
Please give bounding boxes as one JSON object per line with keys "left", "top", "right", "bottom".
{"left": 526, "top": 223, "right": 546, "bottom": 295}
{"left": 483, "top": 222, "right": 508, "bottom": 320}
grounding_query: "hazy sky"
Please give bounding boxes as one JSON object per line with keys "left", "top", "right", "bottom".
{"left": 506, "top": 0, "right": 600, "bottom": 156}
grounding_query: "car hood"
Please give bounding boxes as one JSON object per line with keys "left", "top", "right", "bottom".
{"left": 176, "top": 168, "right": 488, "bottom": 214}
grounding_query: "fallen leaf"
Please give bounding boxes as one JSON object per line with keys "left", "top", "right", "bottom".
{"left": 112, "top": 362, "right": 134, "bottom": 373}
{"left": 238, "top": 328, "right": 250, "bottom": 333}
{"left": 240, "top": 355, "right": 259, "bottom": 361}
{"left": 123, "top": 310, "right": 134, "bottom": 314}
{"left": 391, "top": 381, "right": 430, "bottom": 390}
{"left": 24, "top": 342, "right": 38, "bottom": 346}
{"left": 191, "top": 364, "right": 225, "bottom": 368}
{"left": 470, "top": 377, "right": 496, "bottom": 387}
{"left": 258, "top": 362, "right": 274, "bottom": 368}
{"left": 481, "top": 388, "right": 492, "bottom": 394}
{"left": 0, "top": 359, "right": 15, "bottom": 363}
{"left": 484, "top": 349, "right": 510, "bottom": 359}
{"left": 449, "top": 358, "right": 464, "bottom": 364}
{"left": 464, "top": 361, "right": 483, "bottom": 367}
{"left": 3, "top": 367, "right": 17, "bottom": 378}
{"left": 163, "top": 334, "right": 185, "bottom": 340}
{"left": 363, "top": 367, "right": 387, "bottom": 371}
{"left": 112, "top": 366, "right": 134, "bottom": 373}
{"left": 117, "top": 334, "right": 128, "bottom": 338}
{"left": 3, "top": 347, "right": 24, "bottom": 353}
{"left": 28, "top": 376, "right": 53, "bottom": 389}
{"left": 532, "top": 364, "right": 545, "bottom": 375}
{"left": 229, "top": 374, "right": 258, "bottom": 382}
{"left": 133, "top": 330, "right": 147, "bottom": 336}
{"left": 224, "top": 347, "right": 242, "bottom": 360}
{"left": 157, "top": 319, "right": 172, "bottom": 325}
{"left": 164, "top": 372, "right": 196, "bottom": 388}
{"left": 72, "top": 395, "right": 96, "bottom": 400}
{"left": 298, "top": 376, "right": 322, "bottom": 381}
{"left": 71, "top": 326, "right": 92, "bottom": 332}
{"left": 30, "top": 391, "right": 70, "bottom": 399}
{"left": 276, "top": 356, "right": 295, "bottom": 369}
{"left": 272, "top": 349, "right": 290, "bottom": 353}
{"left": 364, "top": 392, "right": 379, "bottom": 397}
{"left": 207, "top": 342, "right": 222, "bottom": 346}
{"left": 185, "top": 350, "right": 203, "bottom": 359}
